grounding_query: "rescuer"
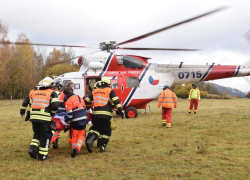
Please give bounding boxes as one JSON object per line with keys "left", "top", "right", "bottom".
{"left": 188, "top": 83, "right": 200, "bottom": 114}
{"left": 84, "top": 76, "right": 124, "bottom": 153}
{"left": 157, "top": 85, "right": 177, "bottom": 128}
{"left": 63, "top": 86, "right": 88, "bottom": 158}
{"left": 28, "top": 77, "right": 59, "bottom": 161}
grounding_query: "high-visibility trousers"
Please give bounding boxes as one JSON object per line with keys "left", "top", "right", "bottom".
{"left": 189, "top": 99, "right": 199, "bottom": 111}
{"left": 162, "top": 107, "right": 173, "bottom": 124}
{"left": 51, "top": 131, "right": 61, "bottom": 144}
{"left": 71, "top": 128, "right": 86, "bottom": 152}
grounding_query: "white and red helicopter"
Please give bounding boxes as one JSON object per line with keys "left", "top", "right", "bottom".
{"left": 2, "top": 7, "right": 250, "bottom": 118}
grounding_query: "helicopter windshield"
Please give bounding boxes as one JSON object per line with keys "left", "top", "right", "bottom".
{"left": 119, "top": 56, "right": 143, "bottom": 69}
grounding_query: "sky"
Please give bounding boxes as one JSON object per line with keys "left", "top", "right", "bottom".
{"left": 0, "top": 0, "right": 250, "bottom": 92}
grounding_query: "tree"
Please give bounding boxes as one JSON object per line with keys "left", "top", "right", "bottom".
{"left": 200, "top": 91, "right": 208, "bottom": 98}
{"left": 0, "top": 22, "right": 12, "bottom": 98}
{"left": 246, "top": 91, "right": 250, "bottom": 98}
{"left": 221, "top": 91, "right": 227, "bottom": 98}
{"left": 7, "top": 33, "right": 37, "bottom": 99}
{"left": 174, "top": 87, "right": 189, "bottom": 99}
{"left": 46, "top": 47, "right": 75, "bottom": 66}
{"left": 45, "top": 64, "right": 79, "bottom": 77}
{"left": 33, "top": 47, "right": 46, "bottom": 81}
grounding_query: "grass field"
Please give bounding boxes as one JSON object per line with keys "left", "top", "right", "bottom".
{"left": 0, "top": 98, "right": 250, "bottom": 180}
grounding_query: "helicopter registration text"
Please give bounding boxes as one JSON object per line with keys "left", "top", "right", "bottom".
{"left": 178, "top": 71, "right": 202, "bottom": 79}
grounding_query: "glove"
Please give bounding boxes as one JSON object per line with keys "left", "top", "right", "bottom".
{"left": 110, "top": 119, "right": 117, "bottom": 130}
{"left": 25, "top": 111, "right": 30, "bottom": 121}
{"left": 174, "top": 104, "right": 177, "bottom": 108}
{"left": 120, "top": 111, "right": 125, "bottom": 119}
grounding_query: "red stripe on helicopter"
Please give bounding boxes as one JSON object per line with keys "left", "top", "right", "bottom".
{"left": 203, "top": 65, "right": 238, "bottom": 81}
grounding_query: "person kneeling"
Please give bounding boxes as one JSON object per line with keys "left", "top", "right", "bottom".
{"left": 64, "top": 87, "right": 88, "bottom": 158}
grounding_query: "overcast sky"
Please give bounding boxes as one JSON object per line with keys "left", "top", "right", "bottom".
{"left": 0, "top": 0, "right": 250, "bottom": 92}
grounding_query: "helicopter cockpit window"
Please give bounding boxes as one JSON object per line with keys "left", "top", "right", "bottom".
{"left": 123, "top": 56, "right": 143, "bottom": 69}
{"left": 63, "top": 80, "right": 71, "bottom": 86}
{"left": 126, "top": 77, "right": 140, "bottom": 88}
{"left": 110, "top": 79, "right": 118, "bottom": 89}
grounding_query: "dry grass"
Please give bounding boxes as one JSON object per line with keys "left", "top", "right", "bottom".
{"left": 0, "top": 98, "right": 250, "bottom": 179}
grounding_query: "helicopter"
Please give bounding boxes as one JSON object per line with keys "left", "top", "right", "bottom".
{"left": 1, "top": 6, "right": 250, "bottom": 118}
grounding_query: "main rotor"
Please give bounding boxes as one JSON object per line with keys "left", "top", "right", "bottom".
{"left": 99, "top": 41, "right": 116, "bottom": 52}
{"left": 0, "top": 6, "right": 229, "bottom": 65}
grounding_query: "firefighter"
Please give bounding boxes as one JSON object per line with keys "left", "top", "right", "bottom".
{"left": 84, "top": 76, "right": 124, "bottom": 153}
{"left": 188, "top": 83, "right": 200, "bottom": 114}
{"left": 93, "top": 80, "right": 104, "bottom": 148}
{"left": 157, "top": 85, "right": 177, "bottom": 128}
{"left": 28, "top": 77, "right": 59, "bottom": 161}
{"left": 64, "top": 87, "right": 88, "bottom": 158}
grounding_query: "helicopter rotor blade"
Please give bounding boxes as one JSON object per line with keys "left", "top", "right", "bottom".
{"left": 116, "top": 6, "right": 229, "bottom": 46}
{"left": 116, "top": 47, "right": 200, "bottom": 51}
{"left": 243, "top": 30, "right": 250, "bottom": 43}
{"left": 46, "top": 56, "right": 80, "bottom": 66}
{"left": 0, "top": 41, "right": 99, "bottom": 49}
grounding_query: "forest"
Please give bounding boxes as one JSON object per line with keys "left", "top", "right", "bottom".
{"left": 0, "top": 22, "right": 79, "bottom": 99}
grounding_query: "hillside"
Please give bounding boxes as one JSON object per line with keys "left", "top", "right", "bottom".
{"left": 206, "top": 82, "right": 246, "bottom": 97}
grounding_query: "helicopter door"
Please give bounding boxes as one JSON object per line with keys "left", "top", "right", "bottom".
{"left": 84, "top": 76, "right": 101, "bottom": 97}
{"left": 109, "top": 76, "right": 123, "bottom": 106}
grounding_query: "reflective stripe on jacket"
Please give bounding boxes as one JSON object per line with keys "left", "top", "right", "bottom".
{"left": 65, "top": 94, "right": 88, "bottom": 127}
{"left": 84, "top": 85, "right": 122, "bottom": 118}
{"left": 93, "top": 88, "right": 112, "bottom": 107}
{"left": 189, "top": 88, "right": 200, "bottom": 100}
{"left": 31, "top": 89, "right": 54, "bottom": 109}
{"left": 158, "top": 89, "right": 177, "bottom": 108}
{"left": 55, "top": 91, "right": 61, "bottom": 96}
{"left": 30, "top": 89, "right": 59, "bottom": 122}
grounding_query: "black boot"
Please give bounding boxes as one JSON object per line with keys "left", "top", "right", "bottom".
{"left": 100, "top": 145, "right": 107, "bottom": 153}
{"left": 38, "top": 154, "right": 50, "bottom": 161}
{"left": 28, "top": 146, "right": 38, "bottom": 159}
{"left": 99, "top": 138, "right": 109, "bottom": 153}
{"left": 28, "top": 149, "right": 37, "bottom": 159}
{"left": 71, "top": 148, "right": 78, "bottom": 158}
{"left": 85, "top": 133, "right": 98, "bottom": 153}
{"left": 53, "top": 139, "right": 58, "bottom": 149}
{"left": 97, "top": 138, "right": 101, "bottom": 148}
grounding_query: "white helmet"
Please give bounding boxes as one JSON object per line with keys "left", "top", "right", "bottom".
{"left": 40, "top": 77, "right": 54, "bottom": 87}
